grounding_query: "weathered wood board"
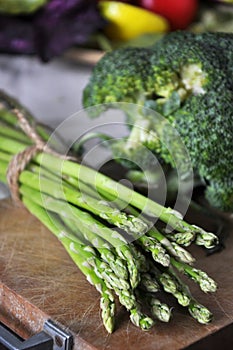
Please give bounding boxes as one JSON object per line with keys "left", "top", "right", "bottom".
{"left": 0, "top": 198, "right": 233, "bottom": 349}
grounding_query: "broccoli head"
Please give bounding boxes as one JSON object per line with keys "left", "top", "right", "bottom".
{"left": 83, "top": 31, "right": 233, "bottom": 212}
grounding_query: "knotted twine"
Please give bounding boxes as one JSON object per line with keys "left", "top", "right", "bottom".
{"left": 6, "top": 108, "right": 74, "bottom": 206}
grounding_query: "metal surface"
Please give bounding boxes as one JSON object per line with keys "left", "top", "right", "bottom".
{"left": 43, "top": 320, "right": 73, "bottom": 350}
{"left": 0, "top": 320, "right": 73, "bottom": 350}
{"left": 0, "top": 323, "right": 52, "bottom": 350}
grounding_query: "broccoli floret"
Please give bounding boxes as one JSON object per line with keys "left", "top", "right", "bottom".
{"left": 83, "top": 47, "right": 153, "bottom": 114}
{"left": 83, "top": 31, "right": 233, "bottom": 211}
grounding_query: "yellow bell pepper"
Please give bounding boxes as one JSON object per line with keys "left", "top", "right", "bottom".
{"left": 99, "top": 1, "right": 169, "bottom": 42}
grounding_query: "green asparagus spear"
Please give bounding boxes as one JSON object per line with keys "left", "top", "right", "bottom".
{"left": 21, "top": 196, "right": 116, "bottom": 333}
{"left": 170, "top": 258, "right": 217, "bottom": 293}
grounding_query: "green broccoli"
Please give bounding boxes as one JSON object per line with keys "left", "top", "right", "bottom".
{"left": 83, "top": 46, "right": 161, "bottom": 170}
{"left": 83, "top": 31, "right": 233, "bottom": 212}
{"left": 83, "top": 47, "right": 152, "bottom": 108}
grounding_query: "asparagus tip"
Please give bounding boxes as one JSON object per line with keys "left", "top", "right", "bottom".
{"left": 189, "top": 301, "right": 213, "bottom": 324}
{"left": 130, "top": 309, "right": 154, "bottom": 331}
{"left": 192, "top": 225, "right": 219, "bottom": 249}
{"left": 150, "top": 299, "right": 172, "bottom": 323}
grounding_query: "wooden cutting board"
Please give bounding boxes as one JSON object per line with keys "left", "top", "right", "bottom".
{"left": 0, "top": 198, "right": 233, "bottom": 350}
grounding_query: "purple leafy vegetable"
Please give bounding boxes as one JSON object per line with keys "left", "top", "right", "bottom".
{"left": 0, "top": 0, "right": 106, "bottom": 61}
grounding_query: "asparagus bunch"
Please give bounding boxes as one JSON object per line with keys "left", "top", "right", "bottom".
{"left": 0, "top": 92, "right": 218, "bottom": 332}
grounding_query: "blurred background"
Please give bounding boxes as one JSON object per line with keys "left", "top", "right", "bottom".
{"left": 0, "top": 0, "right": 232, "bottom": 128}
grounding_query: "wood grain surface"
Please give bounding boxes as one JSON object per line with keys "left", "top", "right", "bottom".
{"left": 0, "top": 198, "right": 233, "bottom": 350}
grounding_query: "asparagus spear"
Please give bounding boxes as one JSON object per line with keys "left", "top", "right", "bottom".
{"left": 19, "top": 169, "right": 149, "bottom": 237}
{"left": 88, "top": 186, "right": 196, "bottom": 265}
{"left": 164, "top": 267, "right": 213, "bottom": 324}
{"left": 137, "top": 235, "right": 170, "bottom": 267}
{"left": 61, "top": 215, "right": 129, "bottom": 281}
{"left": 137, "top": 290, "right": 172, "bottom": 323}
{"left": 165, "top": 231, "right": 196, "bottom": 247}
{"left": 24, "top": 193, "right": 155, "bottom": 330}
{"left": 0, "top": 121, "right": 32, "bottom": 145}
{"left": 149, "top": 229, "right": 195, "bottom": 264}
{"left": 193, "top": 225, "right": 219, "bottom": 249}
{"left": 157, "top": 271, "right": 191, "bottom": 307}
{"left": 126, "top": 205, "right": 196, "bottom": 264}
{"left": 114, "top": 287, "right": 155, "bottom": 331}
{"left": 149, "top": 264, "right": 213, "bottom": 324}
{"left": 129, "top": 245, "right": 149, "bottom": 273}
{"left": 22, "top": 167, "right": 172, "bottom": 268}
{"left": 188, "top": 300, "right": 213, "bottom": 324}
{"left": 149, "top": 297, "right": 172, "bottom": 323}
{"left": 21, "top": 196, "right": 116, "bottom": 333}
{"left": 170, "top": 258, "right": 217, "bottom": 293}
{"left": 139, "top": 273, "right": 160, "bottom": 293}
{"left": 129, "top": 307, "right": 154, "bottom": 331}
{"left": 0, "top": 92, "right": 52, "bottom": 143}
{"left": 19, "top": 184, "right": 140, "bottom": 289}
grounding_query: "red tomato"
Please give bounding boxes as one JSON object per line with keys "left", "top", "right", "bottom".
{"left": 137, "top": 0, "right": 198, "bottom": 30}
